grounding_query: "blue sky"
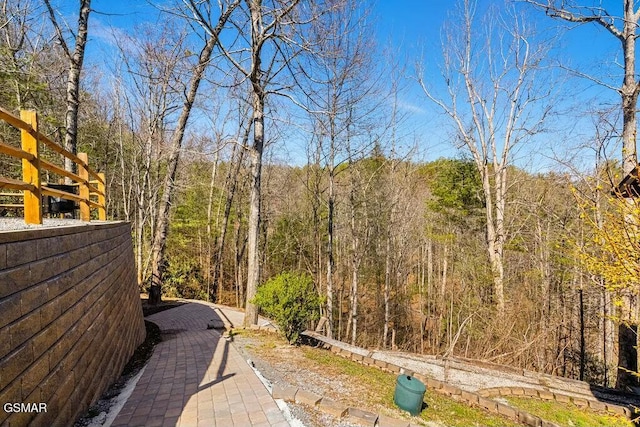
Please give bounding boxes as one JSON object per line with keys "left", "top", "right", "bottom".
{"left": 51, "top": 0, "right": 630, "bottom": 170}
{"left": 370, "top": 1, "right": 625, "bottom": 171}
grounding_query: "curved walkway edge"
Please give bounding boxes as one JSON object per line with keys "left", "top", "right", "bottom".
{"left": 110, "top": 301, "right": 290, "bottom": 427}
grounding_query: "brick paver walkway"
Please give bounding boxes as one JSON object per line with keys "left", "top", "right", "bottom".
{"left": 111, "top": 301, "right": 290, "bottom": 427}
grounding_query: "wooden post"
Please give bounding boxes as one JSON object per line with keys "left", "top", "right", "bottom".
{"left": 20, "top": 110, "right": 42, "bottom": 225}
{"left": 97, "top": 172, "right": 106, "bottom": 220}
{"left": 78, "top": 152, "right": 90, "bottom": 221}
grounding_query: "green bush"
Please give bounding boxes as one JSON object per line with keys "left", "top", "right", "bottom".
{"left": 252, "top": 272, "right": 322, "bottom": 344}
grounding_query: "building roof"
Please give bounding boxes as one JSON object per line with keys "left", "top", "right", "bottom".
{"left": 612, "top": 165, "right": 640, "bottom": 198}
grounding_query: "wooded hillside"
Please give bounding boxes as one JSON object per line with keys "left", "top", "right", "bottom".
{"left": 0, "top": 0, "right": 637, "bottom": 390}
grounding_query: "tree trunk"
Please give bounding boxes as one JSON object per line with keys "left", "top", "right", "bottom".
{"left": 205, "top": 150, "right": 220, "bottom": 301}
{"left": 136, "top": 208, "right": 144, "bottom": 285}
{"left": 213, "top": 138, "right": 246, "bottom": 302}
{"left": 243, "top": 84, "right": 265, "bottom": 326}
{"left": 149, "top": 34, "right": 219, "bottom": 305}
{"left": 383, "top": 227, "right": 391, "bottom": 348}
{"left": 326, "top": 164, "right": 335, "bottom": 338}
{"left": 136, "top": 129, "right": 155, "bottom": 286}
{"left": 493, "top": 166, "right": 507, "bottom": 315}
{"left": 349, "top": 176, "right": 359, "bottom": 346}
{"left": 440, "top": 244, "right": 448, "bottom": 303}
{"left": 234, "top": 206, "right": 246, "bottom": 307}
{"left": 44, "top": 0, "right": 91, "bottom": 180}
{"left": 481, "top": 165, "right": 505, "bottom": 315}
{"left": 621, "top": 0, "right": 639, "bottom": 176}
{"left": 242, "top": 0, "right": 277, "bottom": 327}
{"left": 48, "top": 0, "right": 90, "bottom": 176}
{"left": 64, "top": 0, "right": 90, "bottom": 176}
{"left": 350, "top": 264, "right": 358, "bottom": 346}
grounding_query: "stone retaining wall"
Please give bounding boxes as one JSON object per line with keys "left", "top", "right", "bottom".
{"left": 0, "top": 222, "right": 146, "bottom": 426}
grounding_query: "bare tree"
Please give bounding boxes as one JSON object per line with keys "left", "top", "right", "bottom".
{"left": 44, "top": 0, "right": 91, "bottom": 175}
{"left": 0, "top": 0, "right": 48, "bottom": 108}
{"left": 524, "top": 0, "right": 640, "bottom": 389}
{"left": 294, "top": 0, "right": 378, "bottom": 338}
{"left": 211, "top": 108, "right": 249, "bottom": 303}
{"left": 524, "top": 0, "right": 639, "bottom": 175}
{"left": 420, "top": 0, "right": 551, "bottom": 316}
{"left": 112, "top": 22, "right": 188, "bottom": 287}
{"left": 206, "top": 0, "right": 301, "bottom": 325}
{"left": 148, "top": 0, "right": 240, "bottom": 304}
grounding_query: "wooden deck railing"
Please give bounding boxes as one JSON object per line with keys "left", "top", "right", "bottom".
{"left": 0, "top": 108, "right": 106, "bottom": 224}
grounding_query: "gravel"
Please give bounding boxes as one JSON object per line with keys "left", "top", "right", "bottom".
{"left": 0, "top": 218, "right": 89, "bottom": 231}
{"left": 231, "top": 333, "right": 367, "bottom": 427}
{"left": 372, "top": 350, "right": 538, "bottom": 392}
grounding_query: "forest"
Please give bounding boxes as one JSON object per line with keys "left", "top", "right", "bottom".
{"left": 0, "top": 0, "right": 638, "bottom": 391}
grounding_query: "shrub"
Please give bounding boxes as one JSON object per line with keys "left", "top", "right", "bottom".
{"left": 252, "top": 271, "right": 322, "bottom": 344}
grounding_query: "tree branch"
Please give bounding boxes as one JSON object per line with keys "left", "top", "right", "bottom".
{"left": 43, "top": 0, "right": 71, "bottom": 60}
{"left": 522, "top": 0, "right": 624, "bottom": 41}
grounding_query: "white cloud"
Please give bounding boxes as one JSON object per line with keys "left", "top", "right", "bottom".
{"left": 396, "top": 99, "right": 428, "bottom": 115}
{"left": 90, "top": 18, "right": 128, "bottom": 48}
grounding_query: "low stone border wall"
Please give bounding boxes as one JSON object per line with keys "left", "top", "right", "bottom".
{"left": 477, "top": 386, "right": 636, "bottom": 418}
{"left": 453, "top": 355, "right": 593, "bottom": 392}
{"left": 273, "top": 384, "right": 414, "bottom": 427}
{"left": 302, "top": 335, "right": 553, "bottom": 427}
{"left": 301, "top": 331, "right": 638, "bottom": 427}
{"left": 302, "top": 331, "right": 622, "bottom": 401}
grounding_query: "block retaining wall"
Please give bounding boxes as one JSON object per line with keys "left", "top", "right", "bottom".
{"left": 0, "top": 222, "right": 146, "bottom": 427}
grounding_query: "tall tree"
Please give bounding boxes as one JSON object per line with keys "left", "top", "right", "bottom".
{"left": 148, "top": 0, "right": 240, "bottom": 304}
{"left": 295, "top": 0, "right": 378, "bottom": 338}
{"left": 525, "top": 0, "right": 640, "bottom": 389}
{"left": 113, "top": 22, "right": 188, "bottom": 287}
{"left": 0, "top": 0, "right": 47, "bottom": 109}
{"left": 211, "top": 0, "right": 301, "bottom": 326}
{"left": 44, "top": 0, "right": 91, "bottom": 174}
{"left": 212, "top": 107, "right": 249, "bottom": 303}
{"left": 420, "top": 0, "right": 551, "bottom": 316}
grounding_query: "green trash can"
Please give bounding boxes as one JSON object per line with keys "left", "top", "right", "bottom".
{"left": 394, "top": 375, "right": 426, "bottom": 415}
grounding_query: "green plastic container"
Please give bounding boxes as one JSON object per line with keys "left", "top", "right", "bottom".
{"left": 394, "top": 375, "right": 426, "bottom": 415}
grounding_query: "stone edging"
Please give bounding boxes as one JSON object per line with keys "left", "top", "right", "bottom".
{"left": 301, "top": 332, "right": 639, "bottom": 427}
{"left": 272, "top": 384, "right": 415, "bottom": 427}
{"left": 298, "top": 336, "right": 553, "bottom": 427}
{"left": 234, "top": 327, "right": 637, "bottom": 425}
{"left": 476, "top": 387, "right": 635, "bottom": 418}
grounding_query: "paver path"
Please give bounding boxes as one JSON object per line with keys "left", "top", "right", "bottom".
{"left": 111, "top": 301, "right": 290, "bottom": 427}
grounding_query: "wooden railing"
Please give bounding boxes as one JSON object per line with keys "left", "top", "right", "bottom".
{"left": 0, "top": 108, "right": 106, "bottom": 224}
